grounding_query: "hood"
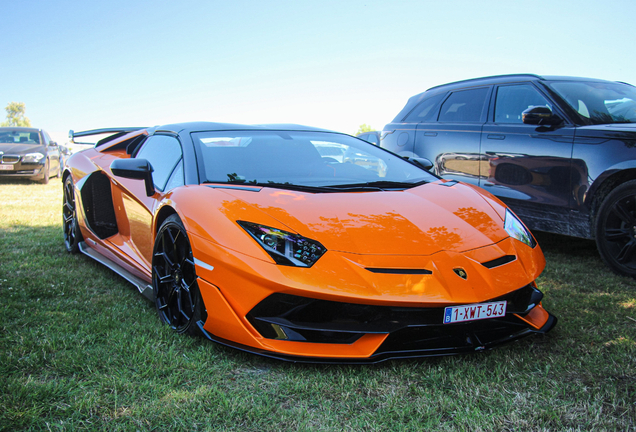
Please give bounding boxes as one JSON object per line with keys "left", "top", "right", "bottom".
{"left": 0, "top": 143, "right": 45, "bottom": 155}
{"left": 218, "top": 182, "right": 508, "bottom": 256}
{"left": 575, "top": 123, "right": 636, "bottom": 142}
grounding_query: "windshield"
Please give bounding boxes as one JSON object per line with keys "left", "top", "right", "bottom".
{"left": 546, "top": 80, "right": 636, "bottom": 125}
{"left": 0, "top": 130, "right": 40, "bottom": 144}
{"left": 191, "top": 130, "right": 436, "bottom": 189}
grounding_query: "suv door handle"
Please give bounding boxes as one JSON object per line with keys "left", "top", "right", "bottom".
{"left": 423, "top": 132, "right": 438, "bottom": 137}
{"left": 487, "top": 134, "right": 505, "bottom": 140}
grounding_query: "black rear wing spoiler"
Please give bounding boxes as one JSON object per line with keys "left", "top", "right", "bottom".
{"left": 69, "top": 127, "right": 146, "bottom": 146}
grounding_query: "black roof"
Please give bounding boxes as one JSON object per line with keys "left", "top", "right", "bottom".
{"left": 425, "top": 74, "right": 617, "bottom": 93}
{"left": 391, "top": 74, "right": 627, "bottom": 123}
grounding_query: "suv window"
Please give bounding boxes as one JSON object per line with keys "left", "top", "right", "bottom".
{"left": 494, "top": 85, "right": 552, "bottom": 123}
{"left": 404, "top": 93, "right": 446, "bottom": 122}
{"left": 438, "top": 87, "right": 489, "bottom": 123}
{"left": 135, "top": 135, "right": 183, "bottom": 191}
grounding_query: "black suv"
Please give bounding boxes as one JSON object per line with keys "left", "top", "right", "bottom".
{"left": 381, "top": 74, "right": 636, "bottom": 277}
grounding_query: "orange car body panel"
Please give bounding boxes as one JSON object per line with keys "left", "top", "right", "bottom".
{"left": 65, "top": 126, "right": 555, "bottom": 361}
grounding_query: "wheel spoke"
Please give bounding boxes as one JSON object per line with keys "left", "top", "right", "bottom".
{"left": 611, "top": 200, "right": 635, "bottom": 225}
{"left": 617, "top": 239, "right": 636, "bottom": 264}
{"left": 158, "top": 274, "right": 175, "bottom": 284}
{"left": 155, "top": 250, "right": 174, "bottom": 268}
{"left": 605, "top": 228, "right": 631, "bottom": 242}
{"left": 178, "top": 283, "right": 193, "bottom": 321}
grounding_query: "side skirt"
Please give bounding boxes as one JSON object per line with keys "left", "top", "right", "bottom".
{"left": 79, "top": 241, "right": 155, "bottom": 301}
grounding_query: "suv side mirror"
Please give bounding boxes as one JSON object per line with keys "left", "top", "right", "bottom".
{"left": 110, "top": 158, "right": 155, "bottom": 196}
{"left": 522, "top": 106, "right": 562, "bottom": 125}
{"left": 404, "top": 156, "right": 434, "bottom": 170}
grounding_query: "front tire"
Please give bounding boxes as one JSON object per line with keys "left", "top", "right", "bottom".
{"left": 38, "top": 159, "right": 50, "bottom": 184}
{"left": 152, "top": 214, "right": 206, "bottom": 335}
{"left": 595, "top": 180, "right": 636, "bottom": 278}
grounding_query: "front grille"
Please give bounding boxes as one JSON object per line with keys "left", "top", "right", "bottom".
{"left": 1, "top": 155, "right": 20, "bottom": 163}
{"left": 247, "top": 283, "right": 543, "bottom": 345}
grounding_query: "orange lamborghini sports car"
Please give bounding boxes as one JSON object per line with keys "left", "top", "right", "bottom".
{"left": 62, "top": 122, "right": 556, "bottom": 363}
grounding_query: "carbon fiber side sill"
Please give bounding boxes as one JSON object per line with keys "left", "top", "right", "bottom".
{"left": 79, "top": 241, "right": 154, "bottom": 301}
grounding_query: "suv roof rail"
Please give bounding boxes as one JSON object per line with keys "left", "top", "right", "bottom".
{"left": 428, "top": 74, "right": 543, "bottom": 91}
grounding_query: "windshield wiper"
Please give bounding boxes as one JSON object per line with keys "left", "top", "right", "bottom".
{"left": 246, "top": 182, "right": 344, "bottom": 193}
{"left": 326, "top": 179, "right": 429, "bottom": 191}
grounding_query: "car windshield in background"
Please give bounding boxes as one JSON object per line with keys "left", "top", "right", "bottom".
{"left": 0, "top": 130, "right": 40, "bottom": 144}
{"left": 192, "top": 130, "right": 435, "bottom": 189}
{"left": 547, "top": 81, "right": 636, "bottom": 125}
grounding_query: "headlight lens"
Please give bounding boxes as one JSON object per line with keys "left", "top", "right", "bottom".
{"left": 238, "top": 221, "right": 327, "bottom": 267}
{"left": 504, "top": 209, "right": 536, "bottom": 248}
{"left": 22, "top": 152, "right": 45, "bottom": 163}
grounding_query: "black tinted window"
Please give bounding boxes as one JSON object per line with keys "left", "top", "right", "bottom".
{"left": 495, "top": 85, "right": 551, "bottom": 123}
{"left": 135, "top": 135, "right": 183, "bottom": 191}
{"left": 438, "top": 88, "right": 489, "bottom": 123}
{"left": 404, "top": 93, "right": 445, "bottom": 122}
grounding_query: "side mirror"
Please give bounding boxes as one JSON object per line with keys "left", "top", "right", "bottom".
{"left": 110, "top": 158, "right": 155, "bottom": 196}
{"left": 49, "top": 141, "right": 58, "bottom": 147}
{"left": 522, "top": 106, "right": 562, "bottom": 125}
{"left": 404, "top": 156, "right": 434, "bottom": 170}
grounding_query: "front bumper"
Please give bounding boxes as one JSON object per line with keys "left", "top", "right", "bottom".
{"left": 191, "top": 231, "right": 554, "bottom": 363}
{"left": 0, "top": 161, "right": 45, "bottom": 180}
{"left": 197, "top": 275, "right": 557, "bottom": 364}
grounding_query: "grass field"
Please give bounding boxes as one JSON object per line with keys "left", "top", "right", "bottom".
{"left": 0, "top": 180, "right": 634, "bottom": 431}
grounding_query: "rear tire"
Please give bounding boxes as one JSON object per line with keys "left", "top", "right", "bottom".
{"left": 152, "top": 214, "right": 207, "bottom": 335}
{"left": 595, "top": 180, "right": 636, "bottom": 278}
{"left": 63, "top": 176, "right": 83, "bottom": 253}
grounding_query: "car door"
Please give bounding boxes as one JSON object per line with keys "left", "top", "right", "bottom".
{"left": 116, "top": 134, "right": 185, "bottom": 270}
{"left": 414, "top": 86, "right": 491, "bottom": 187}
{"left": 480, "top": 83, "right": 575, "bottom": 234}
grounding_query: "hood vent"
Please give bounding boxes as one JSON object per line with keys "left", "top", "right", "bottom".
{"left": 481, "top": 255, "right": 516, "bottom": 269}
{"left": 366, "top": 268, "right": 432, "bottom": 275}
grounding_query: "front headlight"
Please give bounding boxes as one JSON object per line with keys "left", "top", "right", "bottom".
{"left": 22, "top": 152, "right": 45, "bottom": 163}
{"left": 238, "top": 221, "right": 327, "bottom": 267}
{"left": 504, "top": 209, "right": 536, "bottom": 248}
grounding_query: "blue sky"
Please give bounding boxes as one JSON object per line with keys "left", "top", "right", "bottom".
{"left": 2, "top": 0, "right": 635, "bottom": 143}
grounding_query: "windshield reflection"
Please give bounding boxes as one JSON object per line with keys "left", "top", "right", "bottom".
{"left": 547, "top": 81, "right": 636, "bottom": 125}
{"left": 192, "top": 130, "right": 435, "bottom": 188}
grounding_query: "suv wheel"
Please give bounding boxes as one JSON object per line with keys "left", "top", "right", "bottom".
{"left": 595, "top": 180, "right": 636, "bottom": 278}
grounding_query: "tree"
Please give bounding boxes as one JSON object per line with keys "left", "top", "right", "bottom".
{"left": 1, "top": 102, "right": 31, "bottom": 127}
{"left": 356, "top": 123, "right": 374, "bottom": 135}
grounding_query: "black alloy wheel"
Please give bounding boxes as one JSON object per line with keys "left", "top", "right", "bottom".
{"left": 153, "top": 214, "right": 206, "bottom": 335}
{"left": 596, "top": 180, "right": 636, "bottom": 278}
{"left": 62, "top": 176, "right": 82, "bottom": 253}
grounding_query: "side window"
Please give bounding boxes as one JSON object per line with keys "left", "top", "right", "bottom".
{"left": 494, "top": 85, "right": 552, "bottom": 123}
{"left": 438, "top": 87, "right": 489, "bottom": 123}
{"left": 135, "top": 135, "right": 183, "bottom": 191}
{"left": 164, "top": 160, "right": 184, "bottom": 191}
{"left": 404, "top": 93, "right": 445, "bottom": 122}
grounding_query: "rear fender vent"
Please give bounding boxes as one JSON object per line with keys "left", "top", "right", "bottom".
{"left": 366, "top": 268, "right": 432, "bottom": 275}
{"left": 481, "top": 255, "right": 516, "bottom": 269}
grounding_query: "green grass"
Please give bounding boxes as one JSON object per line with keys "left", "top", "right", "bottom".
{"left": 0, "top": 180, "right": 634, "bottom": 431}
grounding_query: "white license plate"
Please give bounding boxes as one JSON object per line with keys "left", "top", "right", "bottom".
{"left": 0, "top": 164, "right": 13, "bottom": 170}
{"left": 443, "top": 300, "right": 507, "bottom": 324}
